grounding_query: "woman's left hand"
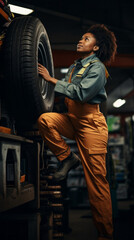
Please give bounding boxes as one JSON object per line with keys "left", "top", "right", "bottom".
{"left": 38, "top": 63, "right": 51, "bottom": 81}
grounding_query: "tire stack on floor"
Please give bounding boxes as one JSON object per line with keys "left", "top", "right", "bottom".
{"left": 40, "top": 150, "right": 64, "bottom": 240}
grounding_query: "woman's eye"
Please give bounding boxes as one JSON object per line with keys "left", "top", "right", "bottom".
{"left": 85, "top": 37, "right": 89, "bottom": 41}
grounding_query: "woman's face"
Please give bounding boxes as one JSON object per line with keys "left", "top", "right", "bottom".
{"left": 77, "top": 32, "right": 99, "bottom": 57}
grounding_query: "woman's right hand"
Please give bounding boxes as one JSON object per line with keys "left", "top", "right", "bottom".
{"left": 38, "top": 63, "right": 51, "bottom": 81}
{"left": 38, "top": 63, "right": 58, "bottom": 85}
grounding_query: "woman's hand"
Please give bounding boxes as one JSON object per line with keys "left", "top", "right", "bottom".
{"left": 38, "top": 63, "right": 51, "bottom": 81}
{"left": 38, "top": 63, "right": 58, "bottom": 85}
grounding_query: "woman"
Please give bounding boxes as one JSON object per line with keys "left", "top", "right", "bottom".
{"left": 38, "top": 24, "right": 117, "bottom": 240}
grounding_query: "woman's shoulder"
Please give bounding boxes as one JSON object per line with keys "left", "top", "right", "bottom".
{"left": 89, "top": 58, "right": 105, "bottom": 71}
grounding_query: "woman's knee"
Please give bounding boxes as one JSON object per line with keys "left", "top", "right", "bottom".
{"left": 37, "top": 113, "right": 45, "bottom": 124}
{"left": 37, "top": 113, "right": 51, "bottom": 129}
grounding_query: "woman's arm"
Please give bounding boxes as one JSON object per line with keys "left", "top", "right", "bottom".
{"left": 38, "top": 62, "right": 106, "bottom": 102}
{"left": 54, "top": 63, "right": 106, "bottom": 102}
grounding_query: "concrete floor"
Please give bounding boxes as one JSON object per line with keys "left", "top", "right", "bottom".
{"left": 64, "top": 209, "right": 97, "bottom": 240}
{"left": 64, "top": 201, "right": 134, "bottom": 240}
{"left": 1, "top": 200, "right": 134, "bottom": 240}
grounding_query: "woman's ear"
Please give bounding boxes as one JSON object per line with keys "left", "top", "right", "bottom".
{"left": 93, "top": 45, "right": 99, "bottom": 51}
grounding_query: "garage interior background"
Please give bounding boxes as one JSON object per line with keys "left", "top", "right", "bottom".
{"left": 11, "top": 0, "right": 134, "bottom": 190}
{"left": 1, "top": 0, "right": 134, "bottom": 239}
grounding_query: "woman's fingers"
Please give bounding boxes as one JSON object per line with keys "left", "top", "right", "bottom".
{"left": 38, "top": 67, "right": 42, "bottom": 73}
{"left": 38, "top": 63, "right": 47, "bottom": 72}
{"left": 38, "top": 63, "right": 43, "bottom": 67}
{"left": 38, "top": 63, "right": 44, "bottom": 70}
{"left": 38, "top": 63, "right": 50, "bottom": 81}
{"left": 38, "top": 63, "right": 45, "bottom": 72}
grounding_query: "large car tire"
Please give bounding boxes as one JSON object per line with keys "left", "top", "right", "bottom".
{"left": 3, "top": 16, "right": 54, "bottom": 130}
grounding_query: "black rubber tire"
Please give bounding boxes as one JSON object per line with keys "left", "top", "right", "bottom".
{"left": 3, "top": 16, "right": 54, "bottom": 130}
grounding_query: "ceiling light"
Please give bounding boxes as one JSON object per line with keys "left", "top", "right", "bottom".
{"left": 113, "top": 99, "right": 126, "bottom": 108}
{"left": 60, "top": 68, "right": 68, "bottom": 74}
{"left": 9, "top": 4, "right": 34, "bottom": 15}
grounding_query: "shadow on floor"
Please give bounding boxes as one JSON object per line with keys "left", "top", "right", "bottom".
{"left": 64, "top": 209, "right": 97, "bottom": 240}
{"left": 64, "top": 207, "right": 134, "bottom": 240}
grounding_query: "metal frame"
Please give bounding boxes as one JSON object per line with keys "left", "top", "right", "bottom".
{"left": 0, "top": 132, "right": 40, "bottom": 212}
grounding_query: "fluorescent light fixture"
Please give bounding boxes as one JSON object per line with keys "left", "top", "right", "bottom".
{"left": 9, "top": 4, "right": 34, "bottom": 15}
{"left": 60, "top": 68, "right": 68, "bottom": 74}
{"left": 113, "top": 99, "right": 126, "bottom": 108}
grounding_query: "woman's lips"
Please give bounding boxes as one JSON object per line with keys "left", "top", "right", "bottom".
{"left": 77, "top": 44, "right": 83, "bottom": 48}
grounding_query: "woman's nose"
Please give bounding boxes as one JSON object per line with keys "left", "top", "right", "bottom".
{"left": 78, "top": 39, "right": 83, "bottom": 44}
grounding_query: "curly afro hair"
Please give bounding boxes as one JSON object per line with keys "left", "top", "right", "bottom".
{"left": 87, "top": 24, "right": 117, "bottom": 63}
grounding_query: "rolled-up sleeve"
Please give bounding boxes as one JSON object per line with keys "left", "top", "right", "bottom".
{"left": 54, "top": 63, "right": 106, "bottom": 102}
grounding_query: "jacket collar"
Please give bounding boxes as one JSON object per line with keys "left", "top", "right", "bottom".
{"left": 74, "top": 54, "right": 99, "bottom": 67}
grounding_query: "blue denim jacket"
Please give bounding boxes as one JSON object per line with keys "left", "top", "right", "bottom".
{"left": 54, "top": 54, "right": 107, "bottom": 104}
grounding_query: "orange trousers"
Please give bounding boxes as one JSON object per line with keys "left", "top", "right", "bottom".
{"left": 37, "top": 99, "right": 113, "bottom": 240}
